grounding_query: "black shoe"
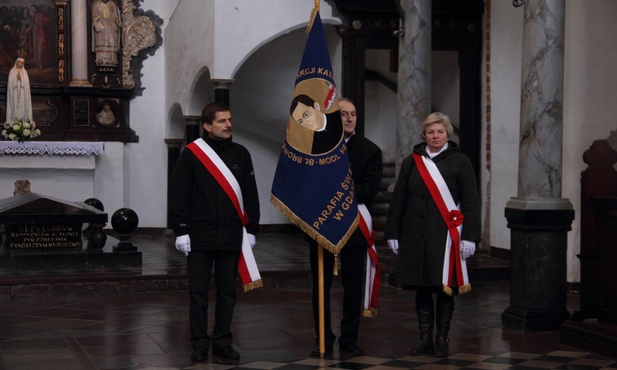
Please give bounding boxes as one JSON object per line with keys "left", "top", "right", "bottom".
{"left": 433, "top": 335, "right": 449, "bottom": 357}
{"left": 213, "top": 346, "right": 240, "bottom": 361}
{"left": 310, "top": 344, "right": 333, "bottom": 357}
{"left": 409, "top": 337, "right": 434, "bottom": 356}
{"left": 190, "top": 347, "right": 208, "bottom": 362}
{"left": 340, "top": 343, "right": 364, "bottom": 356}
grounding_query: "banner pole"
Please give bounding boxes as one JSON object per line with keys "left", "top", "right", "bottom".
{"left": 318, "top": 243, "right": 325, "bottom": 357}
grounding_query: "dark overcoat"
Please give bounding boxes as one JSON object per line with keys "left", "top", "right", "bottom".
{"left": 384, "top": 141, "right": 481, "bottom": 288}
{"left": 168, "top": 135, "right": 260, "bottom": 252}
{"left": 345, "top": 133, "right": 383, "bottom": 248}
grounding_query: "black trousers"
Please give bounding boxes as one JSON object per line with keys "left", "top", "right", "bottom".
{"left": 310, "top": 240, "right": 366, "bottom": 347}
{"left": 187, "top": 250, "right": 239, "bottom": 351}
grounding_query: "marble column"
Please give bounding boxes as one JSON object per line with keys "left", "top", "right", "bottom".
{"left": 388, "top": 0, "right": 431, "bottom": 287}
{"left": 69, "top": 0, "right": 91, "bottom": 87}
{"left": 396, "top": 0, "right": 431, "bottom": 168}
{"left": 502, "top": 0, "right": 574, "bottom": 332}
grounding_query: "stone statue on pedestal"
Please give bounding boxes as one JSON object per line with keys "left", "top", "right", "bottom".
{"left": 5, "top": 50, "right": 33, "bottom": 123}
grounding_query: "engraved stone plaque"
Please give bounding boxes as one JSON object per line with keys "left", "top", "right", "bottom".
{"left": 7, "top": 224, "right": 82, "bottom": 250}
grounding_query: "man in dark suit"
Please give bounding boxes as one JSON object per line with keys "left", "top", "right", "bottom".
{"left": 308, "top": 98, "right": 383, "bottom": 356}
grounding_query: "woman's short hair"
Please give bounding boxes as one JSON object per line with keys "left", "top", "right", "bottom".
{"left": 421, "top": 112, "right": 454, "bottom": 138}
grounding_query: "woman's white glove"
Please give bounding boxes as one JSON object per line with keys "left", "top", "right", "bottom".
{"left": 175, "top": 234, "right": 191, "bottom": 257}
{"left": 460, "top": 240, "right": 476, "bottom": 260}
{"left": 248, "top": 233, "right": 256, "bottom": 249}
{"left": 387, "top": 239, "right": 399, "bottom": 255}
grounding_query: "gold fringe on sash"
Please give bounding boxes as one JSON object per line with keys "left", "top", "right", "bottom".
{"left": 458, "top": 283, "right": 472, "bottom": 295}
{"left": 442, "top": 283, "right": 472, "bottom": 296}
{"left": 243, "top": 279, "right": 263, "bottom": 292}
{"left": 362, "top": 307, "right": 378, "bottom": 318}
{"left": 442, "top": 284, "right": 453, "bottom": 296}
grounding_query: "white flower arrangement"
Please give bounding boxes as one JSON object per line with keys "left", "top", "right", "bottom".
{"left": 2, "top": 118, "right": 41, "bottom": 143}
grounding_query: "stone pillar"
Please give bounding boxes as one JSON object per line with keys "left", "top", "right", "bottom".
{"left": 502, "top": 0, "right": 574, "bottom": 332}
{"left": 182, "top": 115, "right": 201, "bottom": 145}
{"left": 69, "top": 0, "right": 92, "bottom": 87}
{"left": 165, "top": 139, "right": 183, "bottom": 182}
{"left": 212, "top": 79, "right": 234, "bottom": 108}
{"left": 388, "top": 0, "right": 432, "bottom": 286}
{"left": 396, "top": 0, "right": 431, "bottom": 169}
{"left": 165, "top": 138, "right": 183, "bottom": 229}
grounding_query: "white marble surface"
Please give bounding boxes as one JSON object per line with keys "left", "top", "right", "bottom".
{"left": 518, "top": 0, "right": 565, "bottom": 198}
{"left": 397, "top": 0, "right": 431, "bottom": 165}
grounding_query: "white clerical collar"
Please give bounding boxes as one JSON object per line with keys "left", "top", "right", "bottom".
{"left": 315, "top": 113, "right": 327, "bottom": 132}
{"left": 426, "top": 142, "right": 449, "bottom": 159}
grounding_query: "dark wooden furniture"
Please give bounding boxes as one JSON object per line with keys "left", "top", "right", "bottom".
{"left": 560, "top": 139, "right": 617, "bottom": 357}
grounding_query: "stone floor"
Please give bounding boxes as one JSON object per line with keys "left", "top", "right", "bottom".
{"left": 0, "top": 231, "right": 616, "bottom": 369}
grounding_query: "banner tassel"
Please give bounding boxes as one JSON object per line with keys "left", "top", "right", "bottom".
{"left": 333, "top": 254, "right": 338, "bottom": 276}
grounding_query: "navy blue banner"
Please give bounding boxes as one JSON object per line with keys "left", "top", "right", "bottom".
{"left": 270, "top": 12, "right": 358, "bottom": 255}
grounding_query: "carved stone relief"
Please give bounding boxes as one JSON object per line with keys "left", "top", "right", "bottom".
{"left": 120, "top": 0, "right": 157, "bottom": 89}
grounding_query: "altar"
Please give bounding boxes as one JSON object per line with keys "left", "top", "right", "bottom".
{"left": 0, "top": 141, "right": 105, "bottom": 202}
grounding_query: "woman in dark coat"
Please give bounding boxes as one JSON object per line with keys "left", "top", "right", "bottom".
{"left": 385, "top": 112, "right": 481, "bottom": 357}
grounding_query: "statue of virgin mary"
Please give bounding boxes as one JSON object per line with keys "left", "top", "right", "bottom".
{"left": 5, "top": 55, "right": 33, "bottom": 123}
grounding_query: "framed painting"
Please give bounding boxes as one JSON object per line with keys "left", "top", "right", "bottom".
{"left": 0, "top": 0, "right": 59, "bottom": 86}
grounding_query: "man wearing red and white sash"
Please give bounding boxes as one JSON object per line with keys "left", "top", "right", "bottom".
{"left": 385, "top": 112, "right": 481, "bottom": 358}
{"left": 168, "top": 102, "right": 260, "bottom": 363}
{"left": 308, "top": 98, "right": 383, "bottom": 357}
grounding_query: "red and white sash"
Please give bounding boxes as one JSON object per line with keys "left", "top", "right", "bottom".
{"left": 358, "top": 204, "right": 380, "bottom": 317}
{"left": 187, "top": 138, "right": 262, "bottom": 292}
{"left": 413, "top": 153, "right": 470, "bottom": 295}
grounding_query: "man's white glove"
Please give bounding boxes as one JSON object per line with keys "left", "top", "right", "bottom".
{"left": 387, "top": 239, "right": 399, "bottom": 255}
{"left": 460, "top": 240, "right": 476, "bottom": 260}
{"left": 248, "top": 233, "right": 256, "bottom": 249}
{"left": 175, "top": 234, "right": 191, "bottom": 257}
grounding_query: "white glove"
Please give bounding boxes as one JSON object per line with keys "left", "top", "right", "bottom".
{"left": 387, "top": 239, "right": 399, "bottom": 255}
{"left": 248, "top": 233, "right": 256, "bottom": 249}
{"left": 175, "top": 234, "right": 191, "bottom": 257}
{"left": 460, "top": 240, "right": 475, "bottom": 260}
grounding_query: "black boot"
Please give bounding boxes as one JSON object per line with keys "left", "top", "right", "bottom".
{"left": 409, "top": 289, "right": 434, "bottom": 356}
{"left": 434, "top": 292, "right": 454, "bottom": 357}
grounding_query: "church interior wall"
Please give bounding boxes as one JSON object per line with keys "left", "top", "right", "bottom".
{"left": 484, "top": 0, "right": 523, "bottom": 256}
{"left": 165, "top": 0, "right": 214, "bottom": 117}
{"left": 364, "top": 79, "right": 397, "bottom": 164}
{"left": 94, "top": 142, "right": 125, "bottom": 219}
{"left": 364, "top": 49, "right": 398, "bottom": 164}
{"left": 562, "top": 0, "right": 617, "bottom": 283}
{"left": 212, "top": 0, "right": 339, "bottom": 79}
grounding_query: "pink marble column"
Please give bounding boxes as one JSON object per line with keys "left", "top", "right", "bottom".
{"left": 69, "top": 0, "right": 92, "bottom": 86}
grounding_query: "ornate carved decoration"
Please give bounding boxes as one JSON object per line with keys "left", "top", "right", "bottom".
{"left": 56, "top": 1, "right": 68, "bottom": 83}
{"left": 121, "top": 0, "right": 158, "bottom": 89}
